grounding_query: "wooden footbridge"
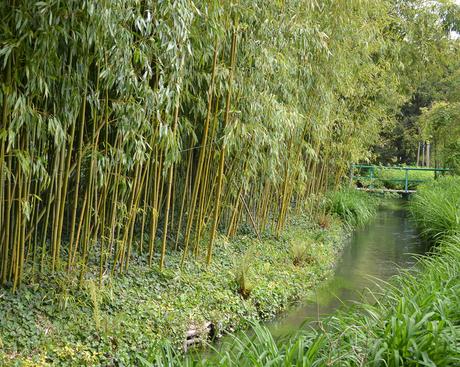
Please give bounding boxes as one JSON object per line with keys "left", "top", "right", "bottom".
{"left": 349, "top": 164, "right": 451, "bottom": 194}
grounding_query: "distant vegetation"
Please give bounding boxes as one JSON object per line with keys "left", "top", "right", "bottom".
{"left": 375, "top": 167, "right": 435, "bottom": 190}
{"left": 373, "top": 14, "right": 460, "bottom": 171}
{"left": 351, "top": 165, "right": 451, "bottom": 190}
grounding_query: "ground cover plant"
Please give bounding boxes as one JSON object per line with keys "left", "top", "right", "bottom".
{"left": 0, "top": 211, "right": 347, "bottom": 366}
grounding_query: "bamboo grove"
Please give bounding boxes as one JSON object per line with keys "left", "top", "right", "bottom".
{"left": 0, "top": 0, "right": 454, "bottom": 290}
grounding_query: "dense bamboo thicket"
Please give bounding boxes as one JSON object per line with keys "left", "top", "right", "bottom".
{"left": 0, "top": 0, "right": 452, "bottom": 289}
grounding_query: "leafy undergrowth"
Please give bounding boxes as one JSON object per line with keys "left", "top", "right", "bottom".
{"left": 0, "top": 213, "right": 349, "bottom": 366}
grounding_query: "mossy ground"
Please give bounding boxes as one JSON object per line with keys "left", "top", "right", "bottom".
{"left": 0, "top": 213, "right": 347, "bottom": 366}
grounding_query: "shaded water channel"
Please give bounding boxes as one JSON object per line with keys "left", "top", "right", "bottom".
{"left": 268, "top": 198, "right": 429, "bottom": 337}
{"left": 198, "top": 199, "right": 428, "bottom": 358}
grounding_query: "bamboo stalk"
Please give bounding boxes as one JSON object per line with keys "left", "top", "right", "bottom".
{"left": 181, "top": 42, "right": 219, "bottom": 266}
{"left": 159, "top": 99, "right": 180, "bottom": 270}
{"left": 175, "top": 147, "right": 193, "bottom": 251}
{"left": 67, "top": 84, "right": 87, "bottom": 271}
{"left": 207, "top": 30, "right": 237, "bottom": 265}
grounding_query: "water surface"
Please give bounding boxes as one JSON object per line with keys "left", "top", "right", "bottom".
{"left": 269, "top": 199, "right": 428, "bottom": 336}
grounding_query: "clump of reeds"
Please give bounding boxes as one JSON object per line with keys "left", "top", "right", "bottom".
{"left": 325, "top": 188, "right": 378, "bottom": 227}
{"left": 409, "top": 176, "right": 460, "bottom": 241}
{"left": 316, "top": 212, "right": 333, "bottom": 229}
{"left": 234, "top": 255, "right": 254, "bottom": 299}
{"left": 290, "top": 239, "right": 314, "bottom": 266}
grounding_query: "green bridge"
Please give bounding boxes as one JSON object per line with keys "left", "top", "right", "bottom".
{"left": 350, "top": 164, "right": 451, "bottom": 194}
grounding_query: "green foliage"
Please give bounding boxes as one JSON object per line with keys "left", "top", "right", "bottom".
{"left": 0, "top": 0, "right": 455, "bottom": 288}
{"left": 410, "top": 176, "right": 460, "bottom": 241}
{"left": 0, "top": 0, "right": 457, "bottom": 363}
{"left": 375, "top": 167, "right": 435, "bottom": 190}
{"left": 290, "top": 239, "right": 314, "bottom": 267}
{"left": 420, "top": 101, "right": 460, "bottom": 172}
{"left": 375, "top": 11, "right": 460, "bottom": 168}
{"left": 234, "top": 253, "right": 254, "bottom": 299}
{"left": 326, "top": 189, "right": 378, "bottom": 227}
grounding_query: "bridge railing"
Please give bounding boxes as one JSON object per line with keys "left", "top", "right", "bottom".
{"left": 350, "top": 164, "right": 451, "bottom": 193}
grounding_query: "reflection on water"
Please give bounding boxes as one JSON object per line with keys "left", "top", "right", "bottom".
{"left": 269, "top": 199, "right": 429, "bottom": 337}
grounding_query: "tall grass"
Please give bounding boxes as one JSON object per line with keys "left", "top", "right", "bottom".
{"left": 325, "top": 189, "right": 378, "bottom": 227}
{"left": 409, "top": 176, "right": 460, "bottom": 241}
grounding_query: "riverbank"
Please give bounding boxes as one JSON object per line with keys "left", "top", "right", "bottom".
{"left": 177, "top": 235, "right": 460, "bottom": 367}
{"left": 0, "top": 190, "right": 376, "bottom": 366}
{"left": 166, "top": 176, "right": 459, "bottom": 366}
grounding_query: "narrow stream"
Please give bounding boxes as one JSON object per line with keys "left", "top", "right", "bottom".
{"left": 268, "top": 198, "right": 429, "bottom": 337}
{"left": 199, "top": 199, "right": 428, "bottom": 358}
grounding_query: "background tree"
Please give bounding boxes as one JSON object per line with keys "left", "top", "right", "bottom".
{"left": 372, "top": 0, "right": 460, "bottom": 166}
